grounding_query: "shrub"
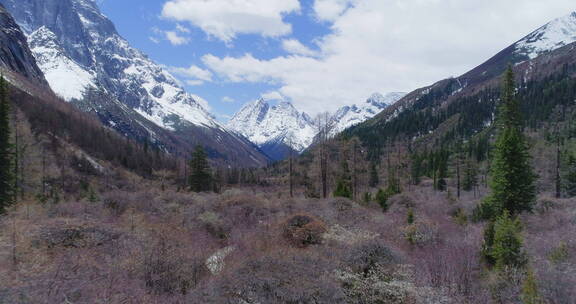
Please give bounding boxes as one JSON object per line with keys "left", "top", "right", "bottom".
{"left": 548, "top": 241, "right": 569, "bottom": 265}
{"left": 283, "top": 214, "right": 327, "bottom": 248}
{"left": 143, "top": 238, "right": 207, "bottom": 296}
{"left": 346, "top": 241, "right": 399, "bottom": 277}
{"left": 36, "top": 225, "right": 120, "bottom": 249}
{"left": 521, "top": 268, "right": 542, "bottom": 304}
{"left": 189, "top": 253, "right": 346, "bottom": 303}
{"left": 198, "top": 211, "right": 230, "bottom": 240}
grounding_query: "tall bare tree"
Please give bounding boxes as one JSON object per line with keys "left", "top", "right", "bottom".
{"left": 315, "top": 112, "right": 333, "bottom": 198}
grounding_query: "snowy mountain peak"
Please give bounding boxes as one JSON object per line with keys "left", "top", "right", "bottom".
{"left": 227, "top": 99, "right": 316, "bottom": 156}
{"left": 515, "top": 11, "right": 576, "bottom": 59}
{"left": 4, "top": 0, "right": 219, "bottom": 131}
{"left": 330, "top": 92, "right": 406, "bottom": 135}
{"left": 367, "top": 92, "right": 406, "bottom": 107}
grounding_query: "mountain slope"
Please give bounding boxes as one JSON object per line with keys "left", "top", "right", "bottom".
{"left": 0, "top": 0, "right": 270, "bottom": 167}
{"left": 227, "top": 99, "right": 316, "bottom": 160}
{"left": 344, "top": 10, "right": 576, "bottom": 156}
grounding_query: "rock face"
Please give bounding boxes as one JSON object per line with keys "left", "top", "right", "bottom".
{"left": 0, "top": 0, "right": 270, "bottom": 167}
{"left": 227, "top": 99, "right": 317, "bottom": 160}
{"left": 0, "top": 4, "right": 46, "bottom": 85}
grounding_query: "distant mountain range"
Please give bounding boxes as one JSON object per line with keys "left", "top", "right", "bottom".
{"left": 226, "top": 92, "right": 405, "bottom": 160}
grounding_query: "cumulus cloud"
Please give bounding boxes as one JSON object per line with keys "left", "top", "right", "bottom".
{"left": 282, "top": 39, "right": 318, "bottom": 56}
{"left": 201, "top": 0, "right": 576, "bottom": 114}
{"left": 222, "top": 96, "right": 235, "bottom": 103}
{"left": 176, "top": 24, "right": 190, "bottom": 33}
{"left": 313, "top": 0, "right": 354, "bottom": 22}
{"left": 165, "top": 31, "right": 189, "bottom": 45}
{"left": 161, "top": 0, "right": 300, "bottom": 42}
{"left": 168, "top": 65, "right": 213, "bottom": 85}
{"left": 261, "top": 91, "right": 284, "bottom": 101}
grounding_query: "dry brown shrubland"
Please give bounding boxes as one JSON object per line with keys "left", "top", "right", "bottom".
{"left": 0, "top": 179, "right": 574, "bottom": 303}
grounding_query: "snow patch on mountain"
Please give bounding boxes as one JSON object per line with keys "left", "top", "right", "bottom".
{"left": 516, "top": 11, "right": 576, "bottom": 59}
{"left": 330, "top": 92, "right": 406, "bottom": 135}
{"left": 27, "top": 27, "right": 96, "bottom": 101}
{"left": 227, "top": 99, "right": 316, "bottom": 152}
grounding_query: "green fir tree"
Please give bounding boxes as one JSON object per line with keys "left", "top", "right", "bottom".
{"left": 476, "top": 66, "right": 536, "bottom": 220}
{"left": 490, "top": 211, "right": 527, "bottom": 270}
{"left": 188, "top": 145, "right": 212, "bottom": 193}
{"left": 0, "top": 75, "right": 13, "bottom": 213}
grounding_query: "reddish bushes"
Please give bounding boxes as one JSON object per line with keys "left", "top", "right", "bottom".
{"left": 283, "top": 214, "right": 328, "bottom": 248}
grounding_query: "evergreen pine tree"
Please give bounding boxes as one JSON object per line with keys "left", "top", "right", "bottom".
{"left": 462, "top": 158, "right": 478, "bottom": 192}
{"left": 477, "top": 66, "right": 536, "bottom": 220}
{"left": 188, "top": 145, "right": 212, "bottom": 193}
{"left": 333, "top": 158, "right": 352, "bottom": 198}
{"left": 0, "top": 75, "right": 13, "bottom": 213}
{"left": 481, "top": 220, "right": 496, "bottom": 265}
{"left": 490, "top": 211, "right": 527, "bottom": 270}
{"left": 407, "top": 208, "right": 415, "bottom": 225}
{"left": 369, "top": 161, "right": 379, "bottom": 188}
{"left": 333, "top": 180, "right": 352, "bottom": 199}
{"left": 565, "top": 154, "right": 576, "bottom": 197}
{"left": 375, "top": 188, "right": 388, "bottom": 211}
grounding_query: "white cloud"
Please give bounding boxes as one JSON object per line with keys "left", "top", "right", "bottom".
{"left": 176, "top": 24, "right": 190, "bottom": 33}
{"left": 165, "top": 31, "right": 190, "bottom": 45}
{"left": 222, "top": 96, "right": 235, "bottom": 103}
{"left": 281, "top": 39, "right": 318, "bottom": 56}
{"left": 161, "top": 0, "right": 300, "bottom": 42}
{"left": 168, "top": 64, "right": 213, "bottom": 85}
{"left": 313, "top": 0, "right": 354, "bottom": 22}
{"left": 186, "top": 79, "right": 204, "bottom": 86}
{"left": 149, "top": 36, "right": 160, "bottom": 44}
{"left": 202, "top": 0, "right": 576, "bottom": 115}
{"left": 261, "top": 91, "right": 284, "bottom": 101}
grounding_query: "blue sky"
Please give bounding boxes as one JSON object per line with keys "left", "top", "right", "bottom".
{"left": 97, "top": 0, "right": 576, "bottom": 121}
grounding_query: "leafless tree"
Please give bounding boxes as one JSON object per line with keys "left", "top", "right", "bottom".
{"left": 315, "top": 112, "right": 334, "bottom": 198}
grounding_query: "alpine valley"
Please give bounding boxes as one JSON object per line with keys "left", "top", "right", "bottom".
{"left": 0, "top": 2, "right": 576, "bottom": 303}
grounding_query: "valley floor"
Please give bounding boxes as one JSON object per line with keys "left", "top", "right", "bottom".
{"left": 0, "top": 180, "right": 574, "bottom": 303}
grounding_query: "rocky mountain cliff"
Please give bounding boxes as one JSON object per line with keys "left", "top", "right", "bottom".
{"left": 0, "top": 4, "right": 46, "bottom": 86}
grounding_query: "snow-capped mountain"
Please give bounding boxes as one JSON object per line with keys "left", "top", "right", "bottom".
{"left": 330, "top": 92, "right": 406, "bottom": 135}
{"left": 227, "top": 99, "right": 316, "bottom": 159}
{"left": 515, "top": 11, "right": 576, "bottom": 59}
{"left": 2, "top": 0, "right": 218, "bottom": 131}
{"left": 0, "top": 0, "right": 270, "bottom": 167}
